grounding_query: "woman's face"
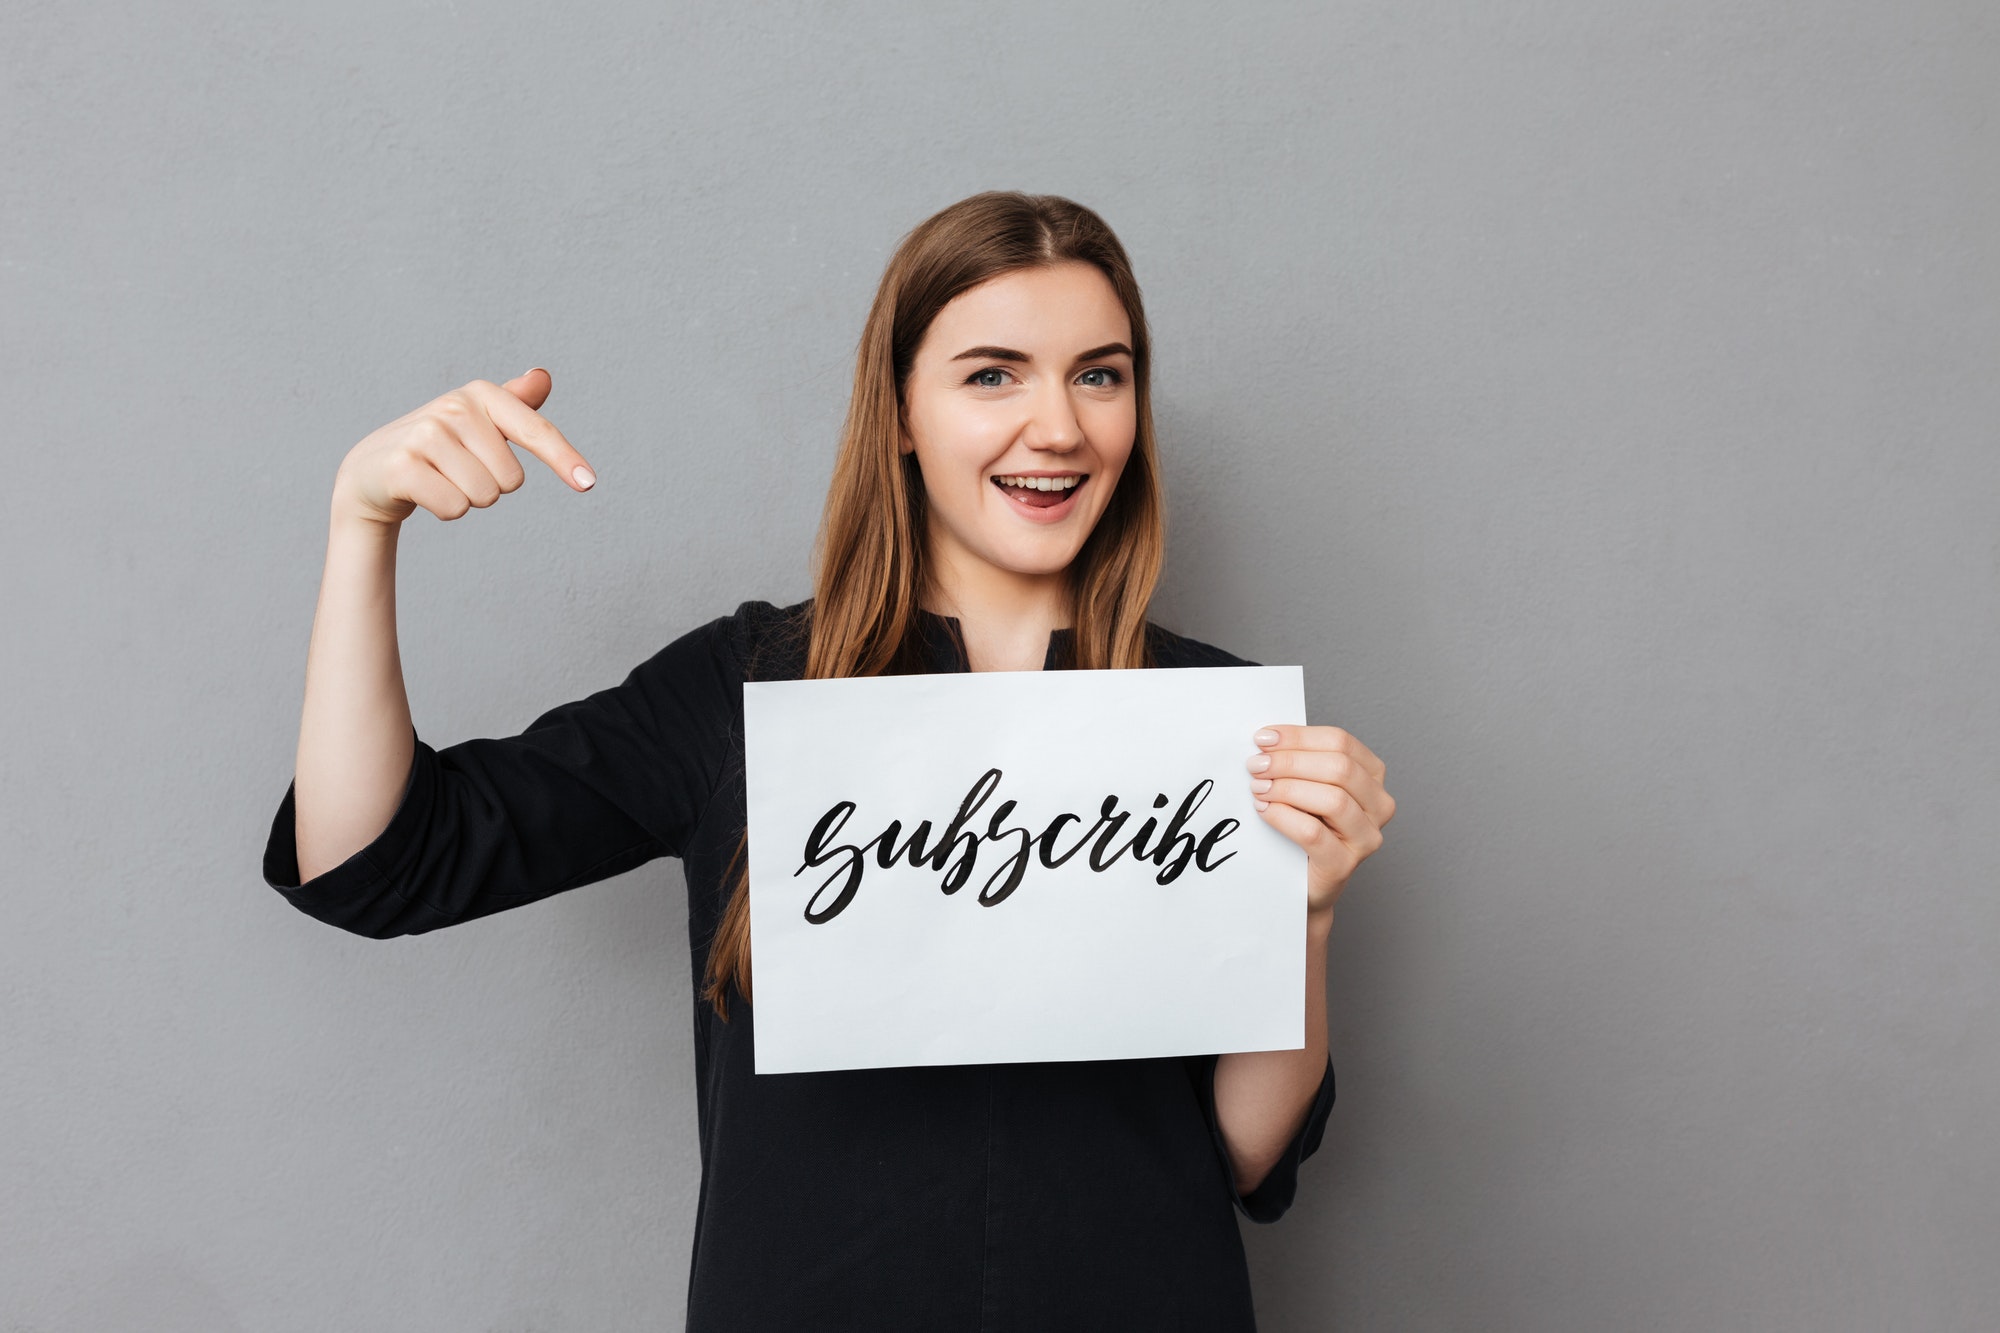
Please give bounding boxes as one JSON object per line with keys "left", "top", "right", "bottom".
{"left": 900, "top": 261, "right": 1138, "bottom": 589}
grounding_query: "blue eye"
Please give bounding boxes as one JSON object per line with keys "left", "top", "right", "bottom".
{"left": 967, "top": 367, "right": 1012, "bottom": 388}
{"left": 1078, "top": 367, "right": 1125, "bottom": 387}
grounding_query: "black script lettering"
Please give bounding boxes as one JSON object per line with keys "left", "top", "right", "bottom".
{"left": 1087, "top": 796, "right": 1136, "bottom": 871}
{"left": 1195, "top": 818, "right": 1240, "bottom": 872}
{"left": 1125, "top": 793, "right": 1172, "bottom": 862}
{"left": 977, "top": 799, "right": 1034, "bottom": 906}
{"left": 929, "top": 768, "right": 1003, "bottom": 894}
{"left": 790, "top": 771, "right": 1245, "bottom": 923}
{"left": 1034, "top": 812, "right": 1083, "bottom": 869}
{"left": 796, "top": 801, "right": 864, "bottom": 923}
{"left": 869, "top": 818, "right": 936, "bottom": 871}
{"left": 1151, "top": 778, "right": 1219, "bottom": 885}
{"left": 1049, "top": 796, "right": 1122, "bottom": 870}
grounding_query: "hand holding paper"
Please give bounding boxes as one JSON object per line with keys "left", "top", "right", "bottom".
{"left": 1245, "top": 724, "right": 1397, "bottom": 921}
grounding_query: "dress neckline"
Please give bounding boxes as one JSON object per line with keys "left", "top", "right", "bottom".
{"left": 912, "top": 607, "right": 1075, "bottom": 673}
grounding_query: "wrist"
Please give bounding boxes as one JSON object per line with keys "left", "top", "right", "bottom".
{"left": 328, "top": 497, "right": 403, "bottom": 547}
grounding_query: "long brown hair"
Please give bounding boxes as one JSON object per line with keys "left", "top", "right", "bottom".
{"left": 701, "top": 190, "right": 1167, "bottom": 1020}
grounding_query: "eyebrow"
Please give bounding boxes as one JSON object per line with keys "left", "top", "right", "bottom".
{"left": 948, "top": 342, "right": 1134, "bottom": 364}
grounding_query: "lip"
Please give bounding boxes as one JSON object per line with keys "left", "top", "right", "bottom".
{"left": 990, "top": 472, "right": 1089, "bottom": 524}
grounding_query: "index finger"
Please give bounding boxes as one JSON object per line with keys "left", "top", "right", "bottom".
{"left": 463, "top": 377, "right": 596, "bottom": 491}
{"left": 1252, "top": 724, "right": 1385, "bottom": 780}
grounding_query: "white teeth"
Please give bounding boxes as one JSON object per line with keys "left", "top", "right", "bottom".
{"left": 995, "top": 475, "right": 1081, "bottom": 491}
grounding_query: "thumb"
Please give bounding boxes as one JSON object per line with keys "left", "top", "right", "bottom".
{"left": 501, "top": 366, "right": 552, "bottom": 410}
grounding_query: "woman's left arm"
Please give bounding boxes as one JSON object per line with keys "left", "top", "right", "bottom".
{"left": 1213, "top": 724, "right": 1395, "bottom": 1195}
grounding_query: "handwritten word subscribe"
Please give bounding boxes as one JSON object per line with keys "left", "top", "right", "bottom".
{"left": 791, "top": 767, "right": 1241, "bottom": 924}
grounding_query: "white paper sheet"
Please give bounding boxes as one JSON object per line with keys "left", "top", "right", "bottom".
{"left": 743, "top": 664, "right": 1308, "bottom": 1074}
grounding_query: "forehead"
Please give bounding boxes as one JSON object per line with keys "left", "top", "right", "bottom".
{"left": 918, "top": 261, "right": 1132, "bottom": 357}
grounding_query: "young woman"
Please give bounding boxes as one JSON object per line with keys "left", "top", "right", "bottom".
{"left": 266, "top": 190, "right": 1395, "bottom": 1330}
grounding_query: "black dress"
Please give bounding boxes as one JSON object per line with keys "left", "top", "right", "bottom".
{"left": 262, "top": 599, "right": 1336, "bottom": 1332}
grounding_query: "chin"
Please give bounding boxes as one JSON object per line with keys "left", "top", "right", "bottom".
{"left": 983, "top": 540, "right": 1089, "bottom": 578}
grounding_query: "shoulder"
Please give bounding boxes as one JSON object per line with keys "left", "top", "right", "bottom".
{"left": 624, "top": 597, "right": 810, "bottom": 694}
{"left": 1143, "top": 618, "right": 1259, "bottom": 669}
{"left": 712, "top": 597, "right": 813, "bottom": 682}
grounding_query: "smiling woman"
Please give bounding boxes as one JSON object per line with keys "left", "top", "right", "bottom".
{"left": 265, "top": 189, "right": 1391, "bottom": 1332}
{"left": 902, "top": 271, "right": 1137, "bottom": 573}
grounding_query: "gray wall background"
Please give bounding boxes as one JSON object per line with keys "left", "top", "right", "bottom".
{"left": 5, "top": 2, "right": 1995, "bottom": 1329}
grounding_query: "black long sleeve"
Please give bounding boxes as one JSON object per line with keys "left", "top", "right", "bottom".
{"left": 264, "top": 612, "right": 745, "bottom": 937}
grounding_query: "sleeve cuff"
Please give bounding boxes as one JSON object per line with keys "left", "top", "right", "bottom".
{"left": 1196, "top": 1051, "right": 1337, "bottom": 1225}
{"left": 262, "top": 728, "right": 430, "bottom": 923}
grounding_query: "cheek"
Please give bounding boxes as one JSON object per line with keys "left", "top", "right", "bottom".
{"left": 910, "top": 419, "right": 1003, "bottom": 526}
{"left": 1086, "top": 401, "right": 1138, "bottom": 476}
{"left": 919, "top": 400, "right": 1013, "bottom": 477}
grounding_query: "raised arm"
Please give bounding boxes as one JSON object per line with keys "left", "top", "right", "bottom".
{"left": 286, "top": 368, "right": 599, "bottom": 885}
{"left": 292, "top": 508, "right": 416, "bottom": 883}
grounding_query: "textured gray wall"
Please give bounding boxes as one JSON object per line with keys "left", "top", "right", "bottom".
{"left": 5, "top": 2, "right": 1995, "bottom": 1329}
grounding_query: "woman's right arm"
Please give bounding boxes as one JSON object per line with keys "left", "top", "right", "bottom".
{"left": 289, "top": 368, "right": 598, "bottom": 883}
{"left": 291, "top": 510, "right": 414, "bottom": 883}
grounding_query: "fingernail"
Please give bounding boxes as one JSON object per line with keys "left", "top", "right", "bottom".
{"left": 1246, "top": 753, "right": 1271, "bottom": 774}
{"left": 528, "top": 366, "right": 549, "bottom": 378}
{"left": 572, "top": 464, "right": 595, "bottom": 489}
{"left": 1250, "top": 778, "right": 1272, "bottom": 794}
{"left": 1254, "top": 798, "right": 1269, "bottom": 811}
{"left": 1253, "top": 729, "right": 1280, "bottom": 747}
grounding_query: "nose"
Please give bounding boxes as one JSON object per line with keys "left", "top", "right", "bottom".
{"left": 1021, "top": 377, "right": 1084, "bottom": 453}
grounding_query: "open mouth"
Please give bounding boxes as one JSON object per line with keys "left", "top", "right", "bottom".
{"left": 991, "top": 472, "right": 1087, "bottom": 514}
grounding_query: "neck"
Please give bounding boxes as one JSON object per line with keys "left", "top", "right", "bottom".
{"left": 922, "top": 534, "right": 1070, "bottom": 673}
